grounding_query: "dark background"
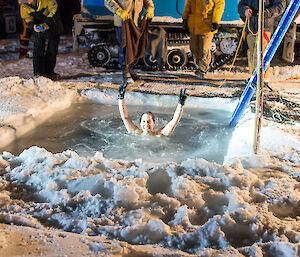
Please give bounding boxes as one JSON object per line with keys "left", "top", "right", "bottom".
{"left": 0, "top": 0, "right": 81, "bottom": 39}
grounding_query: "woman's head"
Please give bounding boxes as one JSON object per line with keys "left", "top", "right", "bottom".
{"left": 140, "top": 112, "right": 156, "bottom": 133}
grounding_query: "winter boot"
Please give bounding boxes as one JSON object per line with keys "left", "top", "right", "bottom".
{"left": 128, "top": 67, "right": 141, "bottom": 81}
{"left": 122, "top": 69, "right": 134, "bottom": 84}
{"left": 48, "top": 73, "right": 61, "bottom": 80}
{"left": 158, "top": 64, "right": 166, "bottom": 72}
{"left": 19, "top": 48, "right": 29, "bottom": 59}
{"left": 195, "top": 70, "right": 205, "bottom": 79}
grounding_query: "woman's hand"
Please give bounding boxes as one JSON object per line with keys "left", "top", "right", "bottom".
{"left": 178, "top": 88, "right": 188, "bottom": 105}
{"left": 118, "top": 84, "right": 127, "bottom": 99}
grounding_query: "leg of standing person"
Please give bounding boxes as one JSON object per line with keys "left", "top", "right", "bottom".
{"left": 19, "top": 2, "right": 32, "bottom": 59}
{"left": 45, "top": 34, "right": 60, "bottom": 78}
{"left": 247, "top": 32, "right": 271, "bottom": 82}
{"left": 115, "top": 26, "right": 124, "bottom": 68}
{"left": 116, "top": 26, "right": 134, "bottom": 84}
{"left": 115, "top": 26, "right": 133, "bottom": 83}
{"left": 33, "top": 32, "right": 46, "bottom": 77}
{"left": 247, "top": 33, "right": 256, "bottom": 75}
{"left": 190, "top": 33, "right": 201, "bottom": 76}
{"left": 197, "top": 34, "right": 213, "bottom": 77}
{"left": 19, "top": 18, "right": 32, "bottom": 58}
{"left": 190, "top": 34, "right": 213, "bottom": 78}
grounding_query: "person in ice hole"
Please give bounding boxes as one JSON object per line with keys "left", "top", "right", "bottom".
{"left": 118, "top": 85, "right": 187, "bottom": 136}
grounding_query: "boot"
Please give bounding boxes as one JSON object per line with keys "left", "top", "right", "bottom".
{"left": 19, "top": 48, "right": 29, "bottom": 59}
{"left": 122, "top": 69, "right": 134, "bottom": 84}
{"left": 48, "top": 73, "right": 61, "bottom": 80}
{"left": 128, "top": 66, "right": 141, "bottom": 81}
{"left": 158, "top": 64, "right": 166, "bottom": 72}
{"left": 195, "top": 69, "right": 205, "bottom": 79}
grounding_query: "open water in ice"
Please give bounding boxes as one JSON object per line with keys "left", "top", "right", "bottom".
{"left": 3, "top": 98, "right": 234, "bottom": 164}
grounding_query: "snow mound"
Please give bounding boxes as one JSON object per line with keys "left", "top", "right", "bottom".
{"left": 1, "top": 146, "right": 299, "bottom": 255}
{"left": 0, "top": 76, "right": 77, "bottom": 148}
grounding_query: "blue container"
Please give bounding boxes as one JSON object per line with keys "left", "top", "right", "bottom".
{"left": 82, "top": 0, "right": 240, "bottom": 22}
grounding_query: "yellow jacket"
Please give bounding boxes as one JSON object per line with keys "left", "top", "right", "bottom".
{"left": 105, "top": 0, "right": 154, "bottom": 27}
{"left": 182, "top": 0, "right": 225, "bottom": 35}
{"left": 20, "top": 0, "right": 59, "bottom": 29}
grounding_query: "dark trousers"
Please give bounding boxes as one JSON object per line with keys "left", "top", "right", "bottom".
{"left": 33, "top": 32, "right": 60, "bottom": 76}
{"left": 115, "top": 26, "right": 124, "bottom": 68}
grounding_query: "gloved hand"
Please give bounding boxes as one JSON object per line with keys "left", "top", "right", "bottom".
{"left": 245, "top": 8, "right": 253, "bottom": 18}
{"left": 182, "top": 19, "right": 189, "bottom": 33}
{"left": 34, "top": 23, "right": 49, "bottom": 32}
{"left": 211, "top": 23, "right": 219, "bottom": 32}
{"left": 116, "top": 8, "right": 130, "bottom": 21}
{"left": 178, "top": 88, "right": 188, "bottom": 105}
{"left": 145, "top": 7, "right": 154, "bottom": 20}
{"left": 118, "top": 84, "right": 127, "bottom": 99}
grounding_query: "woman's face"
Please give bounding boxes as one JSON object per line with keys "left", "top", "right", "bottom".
{"left": 140, "top": 113, "right": 155, "bottom": 133}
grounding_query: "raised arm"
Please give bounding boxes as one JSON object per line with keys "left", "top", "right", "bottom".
{"left": 118, "top": 85, "right": 141, "bottom": 134}
{"left": 160, "top": 89, "right": 187, "bottom": 136}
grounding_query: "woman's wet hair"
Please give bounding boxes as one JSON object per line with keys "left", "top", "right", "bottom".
{"left": 140, "top": 112, "right": 155, "bottom": 122}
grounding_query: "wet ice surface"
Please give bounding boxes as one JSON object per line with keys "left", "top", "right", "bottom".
{"left": 3, "top": 101, "right": 233, "bottom": 164}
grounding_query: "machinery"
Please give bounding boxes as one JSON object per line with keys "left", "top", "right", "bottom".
{"left": 72, "top": 0, "right": 298, "bottom": 71}
{"left": 0, "top": 0, "right": 22, "bottom": 39}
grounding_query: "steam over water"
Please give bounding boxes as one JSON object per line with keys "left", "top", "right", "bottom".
{"left": 3, "top": 99, "right": 233, "bottom": 163}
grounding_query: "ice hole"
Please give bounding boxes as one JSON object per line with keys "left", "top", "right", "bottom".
{"left": 1, "top": 92, "right": 235, "bottom": 164}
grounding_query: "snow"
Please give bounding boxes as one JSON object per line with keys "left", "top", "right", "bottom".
{"left": 0, "top": 39, "right": 299, "bottom": 256}
{"left": 0, "top": 76, "right": 77, "bottom": 148}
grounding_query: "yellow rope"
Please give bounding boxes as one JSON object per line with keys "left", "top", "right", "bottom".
{"left": 247, "top": 15, "right": 258, "bottom": 36}
{"left": 286, "top": 74, "right": 300, "bottom": 80}
{"left": 185, "top": 16, "right": 249, "bottom": 101}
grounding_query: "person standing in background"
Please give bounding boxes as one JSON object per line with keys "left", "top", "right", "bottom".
{"left": 104, "top": 0, "right": 154, "bottom": 84}
{"left": 238, "top": 0, "right": 284, "bottom": 82}
{"left": 19, "top": 0, "right": 63, "bottom": 79}
{"left": 182, "top": 0, "right": 225, "bottom": 79}
{"left": 273, "top": 0, "right": 300, "bottom": 63}
{"left": 18, "top": 0, "right": 32, "bottom": 58}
